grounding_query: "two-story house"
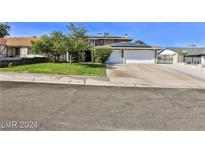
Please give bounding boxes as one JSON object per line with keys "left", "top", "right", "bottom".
{"left": 83, "top": 33, "right": 132, "bottom": 62}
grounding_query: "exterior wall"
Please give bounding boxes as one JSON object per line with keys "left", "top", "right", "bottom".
{"left": 104, "top": 39, "right": 129, "bottom": 45}
{"left": 90, "top": 38, "right": 130, "bottom": 46}
{"left": 177, "top": 54, "right": 184, "bottom": 63}
{"left": 0, "top": 45, "right": 7, "bottom": 57}
{"left": 20, "top": 47, "right": 28, "bottom": 57}
{"left": 201, "top": 56, "right": 205, "bottom": 65}
{"left": 104, "top": 39, "right": 117, "bottom": 45}
{"left": 173, "top": 54, "right": 178, "bottom": 64}
{"left": 21, "top": 47, "right": 45, "bottom": 58}
{"left": 7, "top": 47, "right": 17, "bottom": 57}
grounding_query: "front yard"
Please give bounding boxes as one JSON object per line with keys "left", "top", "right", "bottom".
{"left": 0, "top": 63, "right": 106, "bottom": 76}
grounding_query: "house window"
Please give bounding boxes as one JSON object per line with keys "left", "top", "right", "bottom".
{"left": 99, "top": 39, "right": 104, "bottom": 46}
{"left": 115, "top": 39, "right": 119, "bottom": 43}
{"left": 15, "top": 48, "right": 20, "bottom": 56}
{"left": 28, "top": 47, "right": 33, "bottom": 54}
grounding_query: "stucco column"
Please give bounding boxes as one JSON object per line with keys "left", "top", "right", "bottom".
{"left": 155, "top": 49, "right": 158, "bottom": 64}
{"left": 201, "top": 56, "right": 205, "bottom": 65}
{"left": 121, "top": 49, "right": 125, "bottom": 64}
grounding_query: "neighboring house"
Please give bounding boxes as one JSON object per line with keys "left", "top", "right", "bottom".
{"left": 158, "top": 47, "right": 205, "bottom": 65}
{"left": 106, "top": 42, "right": 161, "bottom": 64}
{"left": 0, "top": 36, "right": 43, "bottom": 58}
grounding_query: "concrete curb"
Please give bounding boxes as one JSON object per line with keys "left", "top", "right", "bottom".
{"left": 1, "top": 78, "right": 205, "bottom": 89}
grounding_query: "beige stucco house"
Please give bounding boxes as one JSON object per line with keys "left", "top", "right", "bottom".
{"left": 158, "top": 47, "right": 205, "bottom": 65}
{"left": 0, "top": 36, "right": 43, "bottom": 58}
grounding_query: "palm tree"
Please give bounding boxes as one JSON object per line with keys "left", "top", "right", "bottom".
{"left": 0, "top": 24, "right": 10, "bottom": 38}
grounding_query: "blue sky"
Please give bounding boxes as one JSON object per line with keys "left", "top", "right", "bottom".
{"left": 3, "top": 22, "right": 205, "bottom": 47}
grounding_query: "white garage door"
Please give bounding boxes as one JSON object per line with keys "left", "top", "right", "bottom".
{"left": 106, "top": 50, "right": 121, "bottom": 64}
{"left": 124, "top": 50, "right": 155, "bottom": 64}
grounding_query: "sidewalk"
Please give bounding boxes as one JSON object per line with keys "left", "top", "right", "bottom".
{"left": 160, "top": 64, "right": 205, "bottom": 81}
{"left": 0, "top": 71, "right": 114, "bottom": 86}
{"left": 1, "top": 70, "right": 205, "bottom": 89}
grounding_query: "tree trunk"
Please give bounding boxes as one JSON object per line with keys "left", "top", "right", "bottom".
{"left": 69, "top": 53, "right": 72, "bottom": 64}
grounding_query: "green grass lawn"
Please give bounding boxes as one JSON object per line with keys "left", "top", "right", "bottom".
{"left": 0, "top": 63, "right": 106, "bottom": 76}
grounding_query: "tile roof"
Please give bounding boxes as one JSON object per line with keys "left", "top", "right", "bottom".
{"left": 0, "top": 37, "right": 38, "bottom": 47}
{"left": 0, "top": 38, "right": 7, "bottom": 45}
{"left": 166, "top": 47, "right": 205, "bottom": 56}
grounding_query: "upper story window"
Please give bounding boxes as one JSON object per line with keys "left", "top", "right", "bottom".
{"left": 90, "top": 40, "right": 95, "bottom": 46}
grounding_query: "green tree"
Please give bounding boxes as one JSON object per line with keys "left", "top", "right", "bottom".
{"left": 67, "top": 23, "right": 87, "bottom": 38}
{"left": 135, "top": 40, "right": 146, "bottom": 45}
{"left": 31, "top": 35, "right": 52, "bottom": 56}
{"left": 178, "top": 51, "right": 188, "bottom": 62}
{"left": 66, "top": 23, "right": 89, "bottom": 64}
{"left": 50, "top": 31, "right": 66, "bottom": 62}
{"left": 32, "top": 32, "right": 66, "bottom": 62}
{"left": 0, "top": 24, "right": 10, "bottom": 38}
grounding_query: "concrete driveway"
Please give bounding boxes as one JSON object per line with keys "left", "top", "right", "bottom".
{"left": 107, "top": 64, "right": 205, "bottom": 88}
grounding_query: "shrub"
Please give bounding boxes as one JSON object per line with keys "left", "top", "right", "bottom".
{"left": 91, "top": 47, "right": 112, "bottom": 64}
{"left": 8, "top": 62, "right": 13, "bottom": 67}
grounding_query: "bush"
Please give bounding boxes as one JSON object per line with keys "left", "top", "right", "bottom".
{"left": 91, "top": 47, "right": 112, "bottom": 64}
{"left": 8, "top": 62, "right": 13, "bottom": 67}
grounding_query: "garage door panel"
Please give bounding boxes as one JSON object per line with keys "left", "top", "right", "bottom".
{"left": 124, "top": 50, "right": 154, "bottom": 64}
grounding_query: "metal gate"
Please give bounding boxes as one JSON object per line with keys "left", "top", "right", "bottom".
{"left": 157, "top": 55, "right": 173, "bottom": 64}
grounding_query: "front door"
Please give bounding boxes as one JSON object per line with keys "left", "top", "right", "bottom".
{"left": 85, "top": 51, "right": 91, "bottom": 62}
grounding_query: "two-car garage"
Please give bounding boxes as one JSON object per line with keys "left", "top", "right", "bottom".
{"left": 124, "top": 50, "right": 155, "bottom": 64}
{"left": 106, "top": 42, "right": 158, "bottom": 64}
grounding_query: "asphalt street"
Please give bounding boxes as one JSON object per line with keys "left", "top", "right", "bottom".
{"left": 1, "top": 81, "right": 205, "bottom": 130}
